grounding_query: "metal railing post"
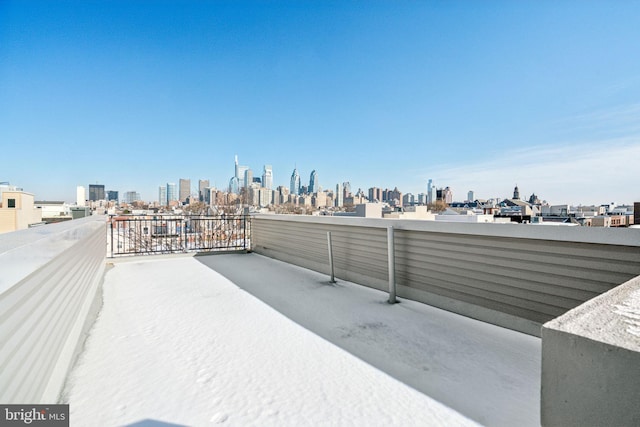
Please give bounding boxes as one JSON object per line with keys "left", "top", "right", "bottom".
{"left": 327, "top": 231, "right": 336, "bottom": 283}
{"left": 388, "top": 225, "right": 397, "bottom": 304}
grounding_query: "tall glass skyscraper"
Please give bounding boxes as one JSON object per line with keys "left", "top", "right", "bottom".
{"left": 309, "top": 170, "right": 317, "bottom": 194}
{"left": 335, "top": 183, "right": 343, "bottom": 207}
{"left": 88, "top": 184, "right": 105, "bottom": 201}
{"left": 290, "top": 168, "right": 300, "bottom": 195}
{"left": 233, "top": 155, "right": 249, "bottom": 192}
{"left": 167, "top": 183, "right": 177, "bottom": 203}
{"left": 262, "top": 165, "right": 273, "bottom": 190}
{"left": 159, "top": 186, "right": 167, "bottom": 206}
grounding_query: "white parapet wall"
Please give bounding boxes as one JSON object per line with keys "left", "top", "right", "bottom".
{"left": 541, "top": 274, "right": 640, "bottom": 426}
{"left": 0, "top": 215, "right": 107, "bottom": 404}
{"left": 251, "top": 214, "right": 640, "bottom": 336}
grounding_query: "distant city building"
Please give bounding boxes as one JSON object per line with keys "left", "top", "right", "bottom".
{"left": 76, "top": 186, "right": 86, "bottom": 206}
{"left": 88, "top": 184, "right": 105, "bottom": 201}
{"left": 234, "top": 155, "right": 249, "bottom": 189}
{"left": 167, "top": 183, "right": 177, "bottom": 203}
{"left": 159, "top": 186, "right": 167, "bottom": 206}
{"left": 368, "top": 187, "right": 382, "bottom": 202}
{"left": 467, "top": 191, "right": 474, "bottom": 203}
{"left": 335, "top": 183, "right": 344, "bottom": 207}
{"left": 443, "top": 187, "right": 453, "bottom": 204}
{"left": 290, "top": 168, "right": 300, "bottom": 195}
{"left": 343, "top": 181, "right": 351, "bottom": 199}
{"left": 123, "top": 191, "right": 141, "bottom": 204}
{"left": 107, "top": 191, "right": 118, "bottom": 202}
{"left": 244, "top": 169, "right": 253, "bottom": 190}
{"left": 309, "top": 170, "right": 318, "bottom": 194}
{"left": 228, "top": 177, "right": 239, "bottom": 194}
{"left": 513, "top": 185, "right": 520, "bottom": 200}
{"left": 262, "top": 165, "right": 273, "bottom": 190}
{"left": 276, "top": 186, "right": 289, "bottom": 205}
{"left": 313, "top": 191, "right": 327, "bottom": 208}
{"left": 427, "top": 179, "right": 436, "bottom": 205}
{"left": 402, "top": 193, "right": 415, "bottom": 206}
{"left": 179, "top": 179, "right": 191, "bottom": 202}
{"left": 417, "top": 193, "right": 427, "bottom": 205}
{"left": 199, "top": 179, "right": 210, "bottom": 202}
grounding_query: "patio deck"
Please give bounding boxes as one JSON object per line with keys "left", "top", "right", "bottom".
{"left": 62, "top": 253, "right": 540, "bottom": 426}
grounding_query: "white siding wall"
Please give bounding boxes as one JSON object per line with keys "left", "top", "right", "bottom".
{"left": 0, "top": 216, "right": 106, "bottom": 403}
{"left": 251, "top": 215, "right": 640, "bottom": 336}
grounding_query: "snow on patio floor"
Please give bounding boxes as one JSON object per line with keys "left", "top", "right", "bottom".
{"left": 62, "top": 255, "right": 479, "bottom": 427}
{"left": 197, "top": 253, "right": 541, "bottom": 427}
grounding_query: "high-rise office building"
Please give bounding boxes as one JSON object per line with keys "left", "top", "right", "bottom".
{"left": 427, "top": 179, "right": 436, "bottom": 205}
{"left": 124, "top": 191, "right": 140, "bottom": 204}
{"left": 198, "top": 180, "right": 210, "bottom": 202}
{"left": 290, "top": 168, "right": 300, "bottom": 195}
{"left": 76, "top": 186, "right": 86, "bottom": 206}
{"left": 343, "top": 181, "right": 351, "bottom": 198}
{"left": 229, "top": 177, "right": 239, "bottom": 194}
{"left": 167, "top": 183, "right": 177, "bottom": 203}
{"left": 443, "top": 186, "right": 453, "bottom": 204}
{"left": 233, "top": 155, "right": 249, "bottom": 190}
{"left": 159, "top": 186, "right": 167, "bottom": 206}
{"left": 467, "top": 191, "right": 474, "bottom": 203}
{"left": 262, "top": 165, "right": 273, "bottom": 190}
{"left": 107, "top": 191, "right": 118, "bottom": 202}
{"left": 368, "top": 187, "right": 382, "bottom": 202}
{"left": 244, "top": 169, "right": 253, "bottom": 190}
{"left": 335, "top": 183, "right": 344, "bottom": 207}
{"left": 88, "top": 184, "right": 105, "bottom": 201}
{"left": 309, "top": 170, "right": 318, "bottom": 194}
{"left": 179, "top": 179, "right": 191, "bottom": 203}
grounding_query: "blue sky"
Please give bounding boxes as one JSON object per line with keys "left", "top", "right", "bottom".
{"left": 1, "top": 1, "right": 639, "bottom": 205}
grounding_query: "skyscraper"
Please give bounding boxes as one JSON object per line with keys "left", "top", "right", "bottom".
{"left": 290, "top": 168, "right": 300, "bottom": 195}
{"left": 335, "top": 183, "right": 343, "bottom": 207}
{"left": 198, "top": 179, "right": 210, "bottom": 202}
{"left": 88, "top": 184, "right": 105, "bottom": 201}
{"left": 76, "top": 186, "right": 86, "bottom": 206}
{"left": 179, "top": 179, "right": 191, "bottom": 203}
{"left": 107, "top": 191, "right": 118, "bottom": 202}
{"left": 309, "top": 170, "right": 318, "bottom": 194}
{"left": 343, "top": 181, "right": 351, "bottom": 199}
{"left": 233, "top": 155, "right": 249, "bottom": 190}
{"left": 427, "top": 179, "right": 436, "bottom": 205}
{"left": 167, "top": 183, "right": 177, "bottom": 204}
{"left": 159, "top": 186, "right": 167, "bottom": 206}
{"left": 262, "top": 165, "right": 273, "bottom": 190}
{"left": 244, "top": 169, "right": 253, "bottom": 190}
{"left": 124, "top": 191, "right": 140, "bottom": 204}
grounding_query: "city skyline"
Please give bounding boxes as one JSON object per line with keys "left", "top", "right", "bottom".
{"left": 2, "top": 1, "right": 640, "bottom": 205}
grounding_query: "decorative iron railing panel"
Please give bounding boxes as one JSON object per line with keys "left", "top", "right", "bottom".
{"left": 108, "top": 215, "right": 251, "bottom": 257}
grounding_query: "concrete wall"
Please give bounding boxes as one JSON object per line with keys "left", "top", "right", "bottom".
{"left": 541, "top": 275, "right": 640, "bottom": 426}
{"left": 0, "top": 216, "right": 106, "bottom": 403}
{"left": 251, "top": 214, "right": 640, "bottom": 336}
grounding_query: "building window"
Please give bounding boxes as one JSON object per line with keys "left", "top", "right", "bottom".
{"left": 7, "top": 199, "right": 16, "bottom": 208}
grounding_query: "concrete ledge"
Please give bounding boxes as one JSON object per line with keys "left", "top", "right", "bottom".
{"left": 541, "top": 275, "right": 640, "bottom": 426}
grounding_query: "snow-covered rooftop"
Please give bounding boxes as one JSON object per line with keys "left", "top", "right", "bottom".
{"left": 63, "top": 253, "right": 540, "bottom": 426}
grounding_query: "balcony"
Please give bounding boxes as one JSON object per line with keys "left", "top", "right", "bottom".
{"left": 1, "top": 214, "right": 639, "bottom": 426}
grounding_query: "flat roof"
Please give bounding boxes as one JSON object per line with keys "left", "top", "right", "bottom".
{"left": 64, "top": 253, "right": 541, "bottom": 426}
